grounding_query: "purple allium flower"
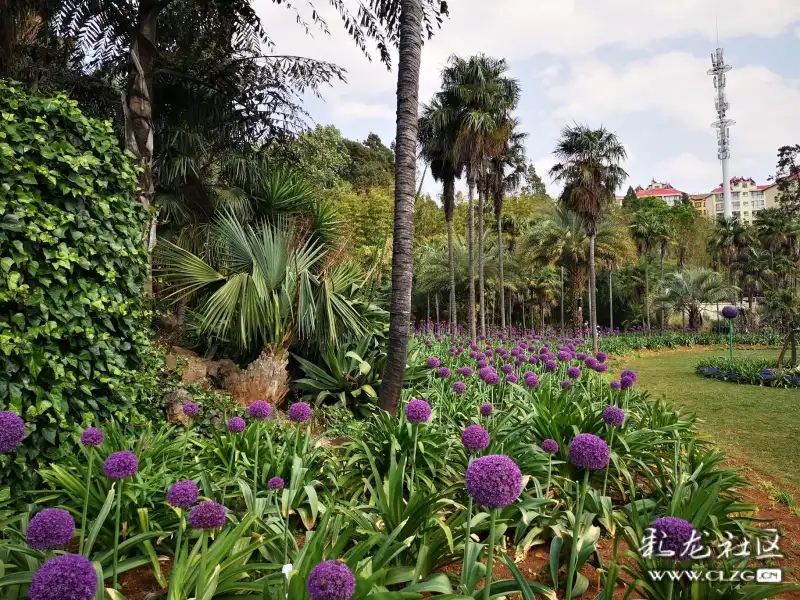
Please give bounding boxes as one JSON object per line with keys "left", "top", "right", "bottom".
{"left": 306, "top": 560, "right": 356, "bottom": 600}
{"left": 584, "top": 357, "right": 598, "bottom": 369}
{"left": 26, "top": 508, "right": 75, "bottom": 550}
{"left": 596, "top": 352, "right": 607, "bottom": 363}
{"left": 506, "top": 373, "right": 519, "bottom": 384}
{"left": 610, "top": 380, "right": 622, "bottom": 391}
{"left": 182, "top": 402, "right": 199, "bottom": 418}
{"left": 528, "top": 356, "right": 538, "bottom": 364}
{"left": 722, "top": 306, "right": 739, "bottom": 320}
{"left": 557, "top": 350, "right": 571, "bottom": 362}
{"left": 620, "top": 376, "right": 635, "bottom": 390}
{"left": 268, "top": 476, "right": 285, "bottom": 490}
{"left": 103, "top": 451, "right": 138, "bottom": 479}
{"left": 188, "top": 500, "right": 227, "bottom": 529}
{"left": 465, "top": 454, "right": 523, "bottom": 509}
{"left": 576, "top": 352, "right": 587, "bottom": 360}
{"left": 28, "top": 554, "right": 97, "bottom": 600}
{"left": 545, "top": 360, "right": 557, "bottom": 372}
{"left": 453, "top": 381, "right": 467, "bottom": 394}
{"left": 480, "top": 403, "right": 494, "bottom": 417}
{"left": 80, "top": 427, "right": 104, "bottom": 447}
{"left": 525, "top": 374, "right": 540, "bottom": 389}
{"left": 437, "top": 367, "right": 452, "bottom": 379}
{"left": 0, "top": 411, "right": 25, "bottom": 453}
{"left": 567, "top": 366, "right": 582, "bottom": 379}
{"left": 541, "top": 439, "right": 559, "bottom": 454}
{"left": 227, "top": 416, "right": 246, "bottom": 433}
{"left": 502, "top": 364, "right": 514, "bottom": 375}
{"left": 569, "top": 434, "right": 610, "bottom": 470}
{"left": 427, "top": 356, "right": 441, "bottom": 369}
{"left": 167, "top": 480, "right": 199, "bottom": 509}
{"left": 477, "top": 359, "right": 488, "bottom": 369}
{"left": 461, "top": 425, "right": 490, "bottom": 453}
{"left": 650, "top": 517, "right": 699, "bottom": 561}
{"left": 288, "top": 402, "right": 312, "bottom": 423}
{"left": 602, "top": 406, "right": 625, "bottom": 428}
{"left": 595, "top": 363, "right": 609, "bottom": 373}
{"left": 459, "top": 366, "right": 474, "bottom": 377}
{"left": 405, "top": 399, "right": 431, "bottom": 424}
{"left": 621, "top": 370, "right": 638, "bottom": 382}
{"left": 560, "top": 380, "right": 572, "bottom": 390}
{"left": 248, "top": 400, "right": 272, "bottom": 421}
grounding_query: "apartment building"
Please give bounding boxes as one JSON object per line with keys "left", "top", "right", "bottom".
{"left": 702, "top": 177, "right": 773, "bottom": 224}
{"left": 615, "top": 180, "right": 686, "bottom": 206}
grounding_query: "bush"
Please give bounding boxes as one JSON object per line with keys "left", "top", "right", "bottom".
{"left": 695, "top": 357, "right": 800, "bottom": 388}
{"left": 0, "top": 81, "right": 155, "bottom": 494}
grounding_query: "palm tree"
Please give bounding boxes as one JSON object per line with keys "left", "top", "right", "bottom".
{"left": 654, "top": 268, "right": 735, "bottom": 329}
{"left": 528, "top": 266, "right": 560, "bottom": 331}
{"left": 734, "top": 247, "right": 773, "bottom": 311}
{"left": 708, "top": 217, "right": 753, "bottom": 291}
{"left": 549, "top": 125, "right": 628, "bottom": 353}
{"left": 489, "top": 120, "right": 527, "bottom": 333}
{"left": 526, "top": 207, "right": 634, "bottom": 332}
{"left": 440, "top": 53, "right": 520, "bottom": 339}
{"left": 630, "top": 209, "right": 661, "bottom": 328}
{"left": 419, "top": 95, "right": 462, "bottom": 332}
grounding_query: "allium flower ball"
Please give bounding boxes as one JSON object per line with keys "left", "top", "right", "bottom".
{"left": 427, "top": 356, "right": 441, "bottom": 369}
{"left": 650, "top": 517, "right": 698, "bottom": 561}
{"left": 182, "top": 402, "right": 199, "bottom": 418}
{"left": 288, "top": 402, "right": 312, "bottom": 423}
{"left": 481, "top": 369, "right": 500, "bottom": 385}
{"left": 585, "top": 357, "right": 598, "bottom": 369}
{"left": 465, "top": 454, "right": 523, "bottom": 509}
{"left": 722, "top": 306, "right": 739, "bottom": 319}
{"left": 610, "top": 380, "right": 622, "bottom": 391}
{"left": 188, "top": 500, "right": 227, "bottom": 530}
{"left": 477, "top": 359, "right": 488, "bottom": 369}
{"left": 461, "top": 424, "right": 490, "bottom": 452}
{"left": 541, "top": 439, "right": 559, "bottom": 454}
{"left": 0, "top": 411, "right": 25, "bottom": 453}
{"left": 576, "top": 352, "right": 587, "bottom": 360}
{"left": 557, "top": 350, "right": 571, "bottom": 362}
{"left": 437, "top": 366, "right": 452, "bottom": 379}
{"left": 596, "top": 352, "right": 607, "bottom": 363}
{"left": 569, "top": 434, "right": 610, "bottom": 470}
{"left": 506, "top": 373, "right": 519, "bottom": 384}
{"left": 268, "top": 476, "right": 285, "bottom": 490}
{"left": 595, "top": 363, "right": 609, "bottom": 373}
{"left": 560, "top": 380, "right": 572, "bottom": 390}
{"left": 459, "top": 367, "right": 474, "bottom": 377}
{"left": 480, "top": 403, "right": 494, "bottom": 417}
{"left": 227, "top": 416, "right": 246, "bottom": 433}
{"left": 306, "top": 560, "right": 356, "bottom": 600}
{"left": 168, "top": 480, "right": 199, "bottom": 509}
{"left": 602, "top": 406, "right": 625, "bottom": 428}
{"left": 405, "top": 399, "right": 431, "bottom": 424}
{"left": 453, "top": 381, "right": 467, "bottom": 394}
{"left": 567, "top": 366, "right": 582, "bottom": 379}
{"left": 26, "top": 508, "right": 75, "bottom": 550}
{"left": 28, "top": 554, "right": 97, "bottom": 600}
{"left": 248, "top": 400, "right": 272, "bottom": 421}
{"left": 80, "top": 427, "right": 104, "bottom": 447}
{"left": 502, "top": 364, "right": 514, "bottom": 375}
{"left": 545, "top": 360, "right": 557, "bottom": 372}
{"left": 621, "top": 369, "right": 638, "bottom": 382}
{"left": 620, "top": 376, "right": 635, "bottom": 390}
{"left": 103, "top": 450, "right": 139, "bottom": 479}
{"left": 525, "top": 374, "right": 540, "bottom": 389}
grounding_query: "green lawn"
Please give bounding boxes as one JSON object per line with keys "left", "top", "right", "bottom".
{"left": 619, "top": 347, "right": 800, "bottom": 489}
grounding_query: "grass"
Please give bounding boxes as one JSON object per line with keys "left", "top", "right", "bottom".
{"left": 620, "top": 346, "right": 800, "bottom": 489}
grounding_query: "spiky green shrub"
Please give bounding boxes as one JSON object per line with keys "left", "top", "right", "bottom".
{"left": 0, "top": 81, "right": 153, "bottom": 495}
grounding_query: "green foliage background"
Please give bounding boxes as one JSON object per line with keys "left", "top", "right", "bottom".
{"left": 0, "top": 82, "right": 155, "bottom": 493}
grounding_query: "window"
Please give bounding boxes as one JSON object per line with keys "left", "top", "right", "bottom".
{"left": 733, "top": 201, "right": 740, "bottom": 209}
{"left": 744, "top": 211, "right": 749, "bottom": 216}
{"left": 742, "top": 192, "right": 748, "bottom": 196}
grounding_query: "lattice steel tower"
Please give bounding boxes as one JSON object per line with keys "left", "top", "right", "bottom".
{"left": 708, "top": 48, "right": 735, "bottom": 219}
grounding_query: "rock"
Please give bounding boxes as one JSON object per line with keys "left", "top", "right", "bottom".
{"left": 165, "top": 347, "right": 210, "bottom": 387}
{"left": 165, "top": 388, "right": 194, "bottom": 426}
{"left": 223, "top": 348, "right": 290, "bottom": 406}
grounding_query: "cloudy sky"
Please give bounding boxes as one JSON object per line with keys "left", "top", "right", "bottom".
{"left": 255, "top": 0, "right": 800, "bottom": 197}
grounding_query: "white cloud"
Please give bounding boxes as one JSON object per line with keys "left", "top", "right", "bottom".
{"left": 652, "top": 153, "right": 722, "bottom": 193}
{"left": 333, "top": 101, "right": 395, "bottom": 122}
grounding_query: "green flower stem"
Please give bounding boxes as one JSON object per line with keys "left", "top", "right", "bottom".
{"left": 602, "top": 429, "right": 615, "bottom": 497}
{"left": 292, "top": 424, "right": 300, "bottom": 458}
{"left": 196, "top": 530, "right": 208, "bottom": 600}
{"left": 174, "top": 510, "right": 185, "bottom": 564}
{"left": 179, "top": 424, "right": 190, "bottom": 472}
{"left": 410, "top": 424, "right": 419, "bottom": 494}
{"left": 463, "top": 496, "right": 473, "bottom": 577}
{"left": 79, "top": 449, "right": 94, "bottom": 556}
{"left": 483, "top": 509, "right": 498, "bottom": 600}
{"left": 565, "top": 469, "right": 590, "bottom": 600}
{"left": 545, "top": 455, "right": 552, "bottom": 498}
{"left": 729, "top": 320, "right": 734, "bottom": 361}
{"left": 282, "top": 492, "right": 291, "bottom": 565}
{"left": 112, "top": 479, "right": 124, "bottom": 591}
{"left": 253, "top": 421, "right": 261, "bottom": 501}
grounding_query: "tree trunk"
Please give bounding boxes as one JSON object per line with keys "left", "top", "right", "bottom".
{"left": 435, "top": 292, "right": 440, "bottom": 328}
{"left": 467, "top": 176, "right": 476, "bottom": 341}
{"left": 478, "top": 179, "right": 486, "bottom": 338}
{"left": 659, "top": 251, "right": 666, "bottom": 328}
{"left": 588, "top": 233, "right": 598, "bottom": 354}
{"left": 125, "top": 2, "right": 160, "bottom": 296}
{"left": 426, "top": 293, "right": 430, "bottom": 327}
{"left": 497, "top": 208, "right": 506, "bottom": 333}
{"left": 644, "top": 258, "right": 650, "bottom": 328}
{"left": 560, "top": 266, "right": 565, "bottom": 331}
{"left": 508, "top": 291, "right": 513, "bottom": 331}
{"left": 445, "top": 178, "right": 457, "bottom": 332}
{"left": 570, "top": 268, "right": 583, "bottom": 332}
{"left": 0, "top": 0, "right": 13, "bottom": 79}
{"left": 378, "top": 0, "right": 422, "bottom": 415}
{"left": 608, "top": 266, "right": 613, "bottom": 332}
{"left": 521, "top": 289, "right": 526, "bottom": 331}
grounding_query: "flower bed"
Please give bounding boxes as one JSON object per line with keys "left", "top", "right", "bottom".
{"left": 695, "top": 356, "right": 800, "bottom": 387}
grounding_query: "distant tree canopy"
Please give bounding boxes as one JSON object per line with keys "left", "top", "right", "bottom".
{"left": 342, "top": 133, "right": 395, "bottom": 193}
{"left": 774, "top": 144, "right": 800, "bottom": 216}
{"left": 520, "top": 162, "right": 547, "bottom": 197}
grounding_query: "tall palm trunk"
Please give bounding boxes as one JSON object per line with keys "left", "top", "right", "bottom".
{"left": 435, "top": 292, "right": 440, "bottom": 328}
{"left": 478, "top": 177, "right": 486, "bottom": 337}
{"left": 588, "top": 232, "right": 598, "bottom": 353}
{"left": 467, "top": 176, "right": 476, "bottom": 341}
{"left": 644, "top": 257, "right": 650, "bottom": 328}
{"left": 521, "top": 289, "right": 525, "bottom": 330}
{"left": 444, "top": 177, "right": 457, "bottom": 332}
{"left": 608, "top": 266, "right": 613, "bottom": 331}
{"left": 659, "top": 248, "right": 666, "bottom": 328}
{"left": 378, "top": 0, "right": 423, "bottom": 415}
{"left": 570, "top": 269, "right": 583, "bottom": 332}
{"left": 560, "top": 266, "right": 565, "bottom": 331}
{"left": 496, "top": 203, "right": 506, "bottom": 333}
